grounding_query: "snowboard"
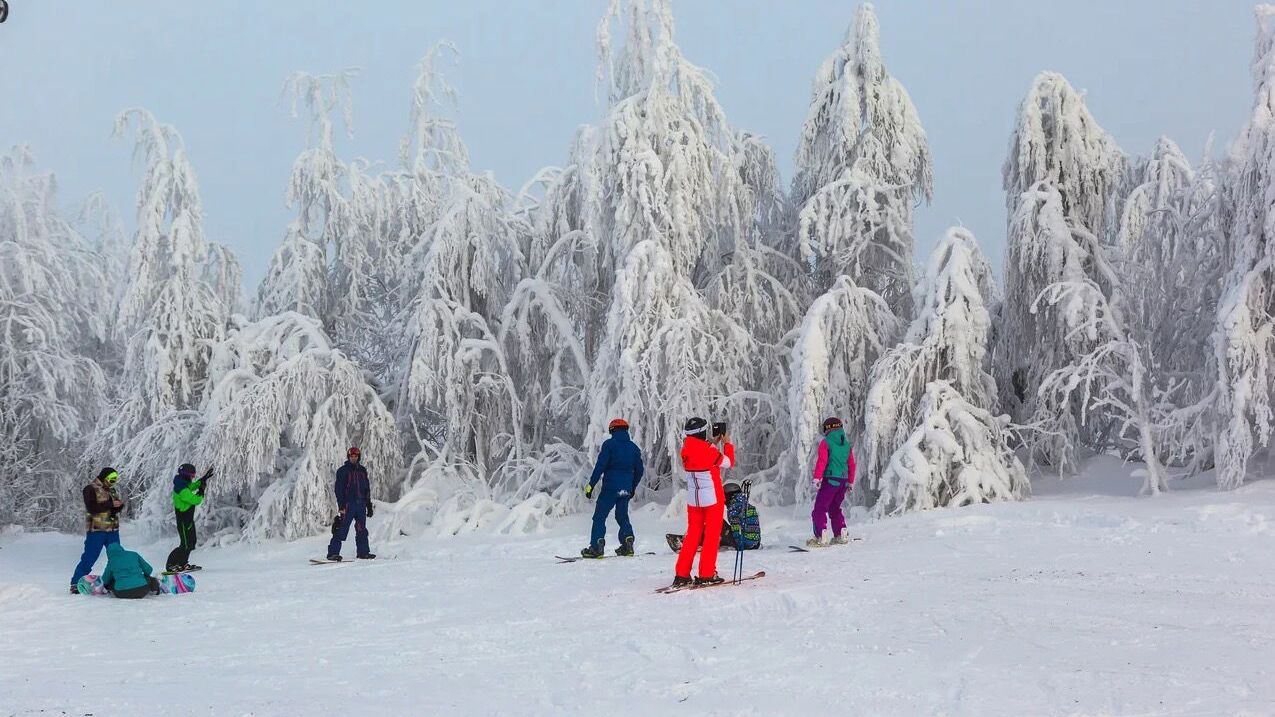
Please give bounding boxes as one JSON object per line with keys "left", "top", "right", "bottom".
{"left": 555, "top": 552, "right": 655, "bottom": 563}
{"left": 655, "top": 570, "right": 765, "bottom": 594}
{"left": 790, "top": 537, "right": 862, "bottom": 552}
{"left": 76, "top": 573, "right": 195, "bottom": 595}
{"left": 309, "top": 557, "right": 383, "bottom": 565}
{"left": 162, "top": 565, "right": 202, "bottom": 576}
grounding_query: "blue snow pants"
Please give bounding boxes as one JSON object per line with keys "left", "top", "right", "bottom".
{"left": 590, "top": 488, "right": 633, "bottom": 547}
{"left": 327, "top": 502, "right": 370, "bottom": 557}
{"left": 71, "top": 530, "right": 120, "bottom": 586}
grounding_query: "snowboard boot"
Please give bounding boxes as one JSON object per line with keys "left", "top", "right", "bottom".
{"left": 325, "top": 554, "right": 343, "bottom": 562}
{"left": 830, "top": 534, "right": 850, "bottom": 545}
{"left": 357, "top": 553, "right": 376, "bottom": 560}
{"left": 182, "top": 564, "right": 203, "bottom": 572}
{"left": 615, "top": 536, "right": 635, "bottom": 556}
{"left": 694, "top": 574, "right": 725, "bottom": 586}
{"left": 805, "top": 537, "right": 825, "bottom": 548}
{"left": 670, "top": 575, "right": 693, "bottom": 588}
{"left": 69, "top": 584, "right": 79, "bottom": 596}
{"left": 580, "top": 539, "right": 605, "bottom": 559}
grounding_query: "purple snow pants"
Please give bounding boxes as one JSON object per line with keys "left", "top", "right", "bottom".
{"left": 812, "top": 480, "right": 849, "bottom": 538}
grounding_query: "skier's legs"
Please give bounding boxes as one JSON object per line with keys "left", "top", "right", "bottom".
{"left": 829, "top": 483, "right": 849, "bottom": 536}
{"left": 698, "top": 502, "right": 725, "bottom": 578}
{"left": 167, "top": 510, "right": 196, "bottom": 568}
{"left": 327, "top": 508, "right": 356, "bottom": 556}
{"left": 614, "top": 495, "right": 633, "bottom": 544}
{"left": 675, "top": 506, "right": 707, "bottom": 577}
{"left": 354, "top": 503, "right": 370, "bottom": 556}
{"left": 71, "top": 531, "right": 118, "bottom": 586}
{"left": 590, "top": 490, "right": 616, "bottom": 547}
{"left": 811, "top": 482, "right": 836, "bottom": 538}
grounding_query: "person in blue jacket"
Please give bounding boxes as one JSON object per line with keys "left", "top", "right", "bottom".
{"left": 581, "top": 418, "right": 645, "bottom": 558}
{"left": 326, "top": 446, "right": 375, "bottom": 561}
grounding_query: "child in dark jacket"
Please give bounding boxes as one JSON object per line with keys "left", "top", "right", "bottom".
{"left": 101, "top": 543, "right": 161, "bottom": 599}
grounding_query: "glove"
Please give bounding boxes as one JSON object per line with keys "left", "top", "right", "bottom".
{"left": 366, "top": 503, "right": 374, "bottom": 518}
{"left": 201, "top": 466, "right": 214, "bottom": 481}
{"left": 330, "top": 514, "right": 341, "bottom": 536}
{"left": 584, "top": 484, "right": 594, "bottom": 499}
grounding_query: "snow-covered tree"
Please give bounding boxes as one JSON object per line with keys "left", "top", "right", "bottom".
{"left": 256, "top": 70, "right": 358, "bottom": 328}
{"left": 0, "top": 147, "right": 107, "bottom": 527}
{"left": 96, "top": 109, "right": 232, "bottom": 451}
{"left": 792, "top": 3, "right": 932, "bottom": 316}
{"left": 997, "top": 73, "right": 1126, "bottom": 457}
{"left": 1213, "top": 4, "right": 1275, "bottom": 490}
{"left": 782, "top": 276, "right": 901, "bottom": 505}
{"left": 1118, "top": 138, "right": 1226, "bottom": 472}
{"left": 863, "top": 228, "right": 1026, "bottom": 514}
{"left": 194, "top": 312, "right": 401, "bottom": 540}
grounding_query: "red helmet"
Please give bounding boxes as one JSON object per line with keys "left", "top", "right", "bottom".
{"left": 607, "top": 418, "right": 629, "bottom": 433}
{"left": 347, "top": 446, "right": 361, "bottom": 458}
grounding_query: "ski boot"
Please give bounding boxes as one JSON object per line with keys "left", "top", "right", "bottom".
{"left": 830, "top": 534, "right": 850, "bottom": 545}
{"left": 615, "top": 536, "right": 635, "bottom": 556}
{"left": 325, "top": 554, "right": 343, "bottom": 562}
{"left": 357, "top": 553, "right": 376, "bottom": 560}
{"left": 670, "top": 575, "right": 693, "bottom": 588}
{"left": 805, "top": 537, "right": 825, "bottom": 548}
{"left": 694, "top": 573, "right": 725, "bottom": 586}
{"left": 580, "top": 539, "right": 605, "bottom": 559}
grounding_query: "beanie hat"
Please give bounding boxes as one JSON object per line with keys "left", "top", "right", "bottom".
{"left": 822, "top": 416, "right": 843, "bottom": 433}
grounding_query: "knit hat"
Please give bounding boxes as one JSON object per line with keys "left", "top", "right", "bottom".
{"left": 822, "top": 416, "right": 843, "bottom": 433}
{"left": 684, "top": 417, "right": 708, "bottom": 436}
{"left": 347, "top": 446, "right": 361, "bottom": 458}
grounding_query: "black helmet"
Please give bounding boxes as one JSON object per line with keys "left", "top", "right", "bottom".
{"left": 723, "top": 482, "right": 741, "bottom": 496}
{"left": 178, "top": 463, "right": 196, "bottom": 476}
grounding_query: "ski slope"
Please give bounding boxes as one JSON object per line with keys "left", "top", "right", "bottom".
{"left": 2, "top": 459, "right": 1273, "bottom": 716}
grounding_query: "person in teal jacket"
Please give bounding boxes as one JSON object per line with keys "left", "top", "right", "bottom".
{"left": 165, "top": 463, "right": 212, "bottom": 572}
{"left": 100, "top": 543, "right": 161, "bottom": 599}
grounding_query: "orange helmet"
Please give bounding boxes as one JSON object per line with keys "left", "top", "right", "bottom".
{"left": 607, "top": 418, "right": 629, "bottom": 433}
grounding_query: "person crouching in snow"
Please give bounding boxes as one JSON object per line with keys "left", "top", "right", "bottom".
{"left": 101, "top": 542, "right": 161, "bottom": 599}
{"left": 580, "top": 418, "right": 645, "bottom": 558}
{"left": 809, "top": 416, "right": 855, "bottom": 547}
{"left": 672, "top": 417, "right": 735, "bottom": 587}
{"left": 327, "top": 446, "right": 375, "bottom": 561}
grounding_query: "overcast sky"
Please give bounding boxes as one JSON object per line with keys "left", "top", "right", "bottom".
{"left": 0, "top": 1, "right": 1257, "bottom": 286}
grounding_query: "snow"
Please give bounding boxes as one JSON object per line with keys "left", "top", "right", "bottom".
{"left": 3, "top": 461, "right": 1273, "bottom": 716}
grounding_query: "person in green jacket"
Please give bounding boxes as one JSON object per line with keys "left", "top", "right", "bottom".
{"left": 100, "top": 542, "right": 161, "bottom": 599}
{"left": 165, "top": 463, "right": 213, "bottom": 573}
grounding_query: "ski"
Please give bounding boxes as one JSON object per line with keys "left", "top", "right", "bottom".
{"left": 555, "top": 551, "right": 656, "bottom": 563}
{"left": 655, "top": 570, "right": 765, "bottom": 594}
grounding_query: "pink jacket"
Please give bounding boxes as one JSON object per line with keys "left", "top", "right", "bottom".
{"left": 812, "top": 441, "right": 856, "bottom": 485}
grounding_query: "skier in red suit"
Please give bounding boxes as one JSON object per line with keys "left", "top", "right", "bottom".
{"left": 671, "top": 417, "right": 735, "bottom": 587}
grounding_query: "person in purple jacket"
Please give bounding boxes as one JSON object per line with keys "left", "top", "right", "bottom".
{"left": 326, "top": 446, "right": 375, "bottom": 561}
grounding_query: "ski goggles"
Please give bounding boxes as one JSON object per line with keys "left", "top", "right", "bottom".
{"left": 103, "top": 471, "right": 119, "bottom": 486}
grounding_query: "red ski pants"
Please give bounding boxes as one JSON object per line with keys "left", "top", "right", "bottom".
{"left": 675, "top": 502, "right": 725, "bottom": 578}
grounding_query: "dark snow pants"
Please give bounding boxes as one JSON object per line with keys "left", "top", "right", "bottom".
{"left": 589, "top": 488, "right": 633, "bottom": 547}
{"left": 327, "top": 502, "right": 370, "bottom": 557}
{"left": 166, "top": 508, "right": 197, "bottom": 569}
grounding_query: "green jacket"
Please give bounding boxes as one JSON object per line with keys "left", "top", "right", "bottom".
{"left": 100, "top": 542, "right": 154, "bottom": 592}
{"left": 172, "top": 473, "right": 204, "bottom": 512}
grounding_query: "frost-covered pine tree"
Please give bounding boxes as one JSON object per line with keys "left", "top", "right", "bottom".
{"left": 0, "top": 146, "right": 107, "bottom": 527}
{"left": 863, "top": 228, "right": 1027, "bottom": 514}
{"left": 791, "top": 3, "right": 932, "bottom": 316}
{"left": 997, "top": 72, "right": 1126, "bottom": 464}
{"left": 782, "top": 276, "right": 902, "bottom": 505}
{"left": 1213, "top": 4, "right": 1275, "bottom": 490}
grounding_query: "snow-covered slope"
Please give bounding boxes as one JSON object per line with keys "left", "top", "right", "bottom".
{"left": 2, "top": 460, "right": 1273, "bottom": 716}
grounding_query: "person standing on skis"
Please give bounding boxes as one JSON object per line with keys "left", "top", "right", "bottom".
{"left": 166, "top": 463, "right": 212, "bottom": 573}
{"left": 327, "top": 446, "right": 375, "bottom": 561}
{"left": 809, "top": 416, "right": 855, "bottom": 547}
{"left": 581, "top": 418, "right": 645, "bottom": 558}
{"left": 672, "top": 417, "right": 735, "bottom": 587}
{"left": 69, "top": 467, "right": 125, "bottom": 595}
